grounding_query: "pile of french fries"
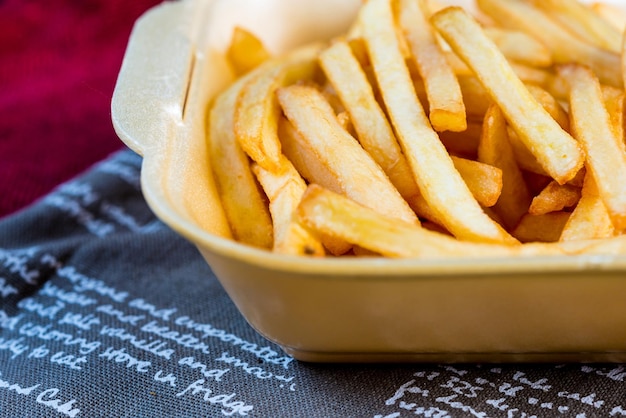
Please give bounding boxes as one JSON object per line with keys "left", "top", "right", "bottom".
{"left": 208, "top": 0, "right": 626, "bottom": 258}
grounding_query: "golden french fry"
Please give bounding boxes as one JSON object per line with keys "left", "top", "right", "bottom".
{"left": 450, "top": 156, "right": 502, "bottom": 208}
{"left": 560, "top": 174, "right": 615, "bottom": 241}
{"left": 602, "top": 85, "right": 625, "bottom": 151}
{"left": 318, "top": 40, "right": 422, "bottom": 206}
{"left": 234, "top": 45, "right": 321, "bottom": 172}
{"left": 431, "top": 6, "right": 584, "bottom": 185}
{"left": 226, "top": 26, "right": 272, "bottom": 76}
{"left": 531, "top": 0, "right": 622, "bottom": 53}
{"left": 503, "top": 86, "right": 568, "bottom": 176}
{"left": 483, "top": 27, "right": 552, "bottom": 67}
{"left": 252, "top": 157, "right": 325, "bottom": 256}
{"left": 360, "top": 0, "right": 515, "bottom": 244}
{"left": 526, "top": 84, "right": 569, "bottom": 131}
{"left": 476, "top": 0, "right": 622, "bottom": 88}
{"left": 277, "top": 84, "right": 420, "bottom": 225}
{"left": 277, "top": 116, "right": 340, "bottom": 192}
{"left": 398, "top": 0, "right": 467, "bottom": 132}
{"left": 513, "top": 212, "right": 571, "bottom": 243}
{"left": 528, "top": 180, "right": 581, "bottom": 216}
{"left": 277, "top": 116, "right": 353, "bottom": 255}
{"left": 560, "top": 64, "right": 626, "bottom": 230}
{"left": 297, "top": 185, "right": 567, "bottom": 258}
{"left": 208, "top": 75, "right": 273, "bottom": 249}
{"left": 478, "top": 105, "right": 531, "bottom": 229}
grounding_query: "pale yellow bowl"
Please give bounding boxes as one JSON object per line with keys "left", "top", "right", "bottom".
{"left": 112, "top": 0, "right": 626, "bottom": 362}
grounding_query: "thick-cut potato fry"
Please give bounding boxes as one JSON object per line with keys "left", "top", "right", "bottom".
{"left": 528, "top": 180, "right": 581, "bottom": 216}
{"left": 234, "top": 45, "right": 321, "bottom": 172}
{"left": 277, "top": 84, "right": 419, "bottom": 225}
{"left": 360, "top": 0, "right": 515, "bottom": 244}
{"left": 278, "top": 116, "right": 340, "bottom": 193}
{"left": 560, "top": 174, "right": 615, "bottom": 241}
{"left": 208, "top": 75, "right": 273, "bottom": 249}
{"left": 277, "top": 116, "right": 354, "bottom": 256}
{"left": 226, "top": 26, "right": 272, "bottom": 76}
{"left": 526, "top": 85, "right": 569, "bottom": 131}
{"left": 483, "top": 27, "right": 552, "bottom": 67}
{"left": 531, "top": 0, "right": 622, "bottom": 53}
{"left": 478, "top": 105, "right": 531, "bottom": 229}
{"left": 318, "top": 40, "right": 422, "bottom": 206}
{"left": 252, "top": 157, "right": 325, "bottom": 256}
{"left": 476, "top": 0, "right": 622, "bottom": 88}
{"left": 603, "top": 86, "right": 626, "bottom": 151}
{"left": 277, "top": 116, "right": 354, "bottom": 255}
{"left": 398, "top": 0, "right": 466, "bottom": 132}
{"left": 450, "top": 156, "right": 502, "bottom": 208}
{"left": 432, "top": 6, "right": 584, "bottom": 185}
{"left": 297, "top": 185, "right": 568, "bottom": 258}
{"left": 513, "top": 212, "right": 571, "bottom": 243}
{"left": 491, "top": 86, "right": 568, "bottom": 173}
{"left": 560, "top": 64, "right": 626, "bottom": 230}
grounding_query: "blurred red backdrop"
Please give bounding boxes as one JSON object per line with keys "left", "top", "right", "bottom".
{"left": 0, "top": 0, "right": 162, "bottom": 217}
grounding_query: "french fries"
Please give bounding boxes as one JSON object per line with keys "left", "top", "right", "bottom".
{"left": 297, "top": 185, "right": 562, "bottom": 258}
{"left": 208, "top": 75, "right": 273, "bottom": 249}
{"left": 398, "top": 0, "right": 467, "bottom": 132}
{"left": 318, "top": 40, "right": 423, "bottom": 208}
{"left": 276, "top": 84, "right": 419, "bottom": 225}
{"left": 360, "top": 0, "right": 515, "bottom": 244}
{"left": 478, "top": 105, "right": 531, "bottom": 230}
{"left": 206, "top": 0, "right": 626, "bottom": 260}
{"left": 476, "top": 0, "right": 622, "bottom": 88}
{"left": 559, "top": 64, "right": 626, "bottom": 230}
{"left": 560, "top": 174, "right": 615, "bottom": 241}
{"left": 252, "top": 157, "right": 325, "bottom": 256}
{"left": 528, "top": 181, "right": 581, "bottom": 216}
{"left": 234, "top": 45, "right": 321, "bottom": 172}
{"left": 530, "top": 0, "right": 622, "bottom": 53}
{"left": 431, "top": 6, "right": 584, "bottom": 185}
{"left": 226, "top": 26, "right": 271, "bottom": 76}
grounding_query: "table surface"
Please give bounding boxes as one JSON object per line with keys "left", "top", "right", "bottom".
{"left": 2, "top": 1, "right": 626, "bottom": 417}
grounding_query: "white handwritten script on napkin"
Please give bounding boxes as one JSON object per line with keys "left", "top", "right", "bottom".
{"left": 0, "top": 246, "right": 301, "bottom": 416}
{"left": 1, "top": 150, "right": 626, "bottom": 417}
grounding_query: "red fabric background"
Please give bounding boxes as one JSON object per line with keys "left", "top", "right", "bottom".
{"left": 0, "top": 0, "right": 162, "bottom": 218}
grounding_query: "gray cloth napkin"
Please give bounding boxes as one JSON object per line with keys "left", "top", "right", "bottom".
{"left": 0, "top": 149, "right": 625, "bottom": 418}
